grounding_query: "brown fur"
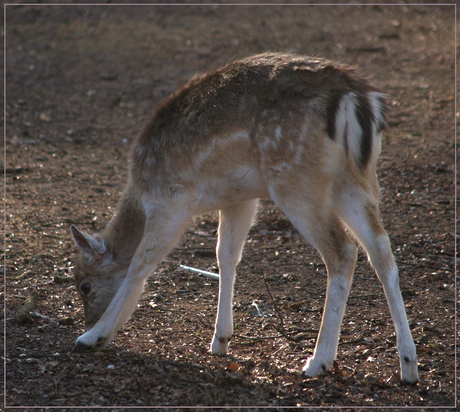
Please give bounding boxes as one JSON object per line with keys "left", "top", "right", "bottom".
{"left": 71, "top": 52, "right": 417, "bottom": 383}
{"left": 130, "top": 52, "right": 383, "bottom": 188}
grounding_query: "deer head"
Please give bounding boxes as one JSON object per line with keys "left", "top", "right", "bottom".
{"left": 71, "top": 225, "right": 128, "bottom": 330}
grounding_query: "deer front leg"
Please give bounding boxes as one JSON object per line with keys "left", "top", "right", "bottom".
{"left": 74, "top": 264, "right": 149, "bottom": 350}
{"left": 74, "top": 211, "right": 191, "bottom": 350}
{"left": 211, "top": 200, "right": 258, "bottom": 355}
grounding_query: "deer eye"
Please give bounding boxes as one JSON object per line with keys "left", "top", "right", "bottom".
{"left": 80, "top": 282, "right": 91, "bottom": 296}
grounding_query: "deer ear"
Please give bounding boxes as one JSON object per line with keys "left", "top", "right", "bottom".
{"left": 70, "top": 225, "right": 110, "bottom": 265}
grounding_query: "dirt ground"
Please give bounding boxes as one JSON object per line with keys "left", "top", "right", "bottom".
{"left": 3, "top": 3, "right": 457, "bottom": 410}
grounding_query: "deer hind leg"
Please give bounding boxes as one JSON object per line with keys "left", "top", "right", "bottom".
{"left": 336, "top": 185, "right": 419, "bottom": 383}
{"left": 268, "top": 187, "right": 357, "bottom": 377}
{"left": 211, "top": 199, "right": 259, "bottom": 356}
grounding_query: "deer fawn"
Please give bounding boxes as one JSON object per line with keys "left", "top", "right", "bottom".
{"left": 71, "top": 52, "right": 418, "bottom": 383}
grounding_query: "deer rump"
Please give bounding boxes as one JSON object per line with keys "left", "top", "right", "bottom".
{"left": 71, "top": 52, "right": 419, "bottom": 384}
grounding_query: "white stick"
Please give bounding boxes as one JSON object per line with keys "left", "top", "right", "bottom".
{"left": 179, "top": 265, "right": 220, "bottom": 281}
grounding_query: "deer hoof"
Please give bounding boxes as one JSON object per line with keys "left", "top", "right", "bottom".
{"left": 302, "top": 355, "right": 333, "bottom": 377}
{"left": 72, "top": 340, "right": 93, "bottom": 351}
{"left": 211, "top": 334, "right": 230, "bottom": 356}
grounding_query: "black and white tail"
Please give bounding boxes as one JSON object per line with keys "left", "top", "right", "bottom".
{"left": 333, "top": 91, "right": 388, "bottom": 173}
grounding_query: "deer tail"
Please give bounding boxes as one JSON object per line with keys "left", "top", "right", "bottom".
{"left": 330, "top": 91, "right": 388, "bottom": 175}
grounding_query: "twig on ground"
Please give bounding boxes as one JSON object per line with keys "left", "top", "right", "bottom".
{"left": 14, "top": 290, "right": 38, "bottom": 325}
{"left": 197, "top": 312, "right": 214, "bottom": 329}
{"left": 54, "top": 275, "right": 73, "bottom": 284}
{"left": 339, "top": 331, "right": 365, "bottom": 345}
{"left": 179, "top": 265, "right": 219, "bottom": 281}
{"left": 261, "top": 269, "right": 286, "bottom": 330}
{"left": 261, "top": 270, "right": 313, "bottom": 343}
{"left": 234, "top": 333, "right": 283, "bottom": 341}
{"left": 422, "top": 325, "right": 443, "bottom": 337}
{"left": 290, "top": 327, "right": 319, "bottom": 334}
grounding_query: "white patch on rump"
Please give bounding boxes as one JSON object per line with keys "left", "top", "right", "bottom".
{"left": 335, "top": 93, "right": 361, "bottom": 150}
{"left": 367, "top": 91, "right": 387, "bottom": 128}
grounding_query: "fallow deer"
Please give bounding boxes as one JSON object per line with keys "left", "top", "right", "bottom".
{"left": 70, "top": 52, "right": 418, "bottom": 383}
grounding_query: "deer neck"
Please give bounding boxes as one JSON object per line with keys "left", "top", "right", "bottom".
{"left": 102, "top": 193, "right": 146, "bottom": 267}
